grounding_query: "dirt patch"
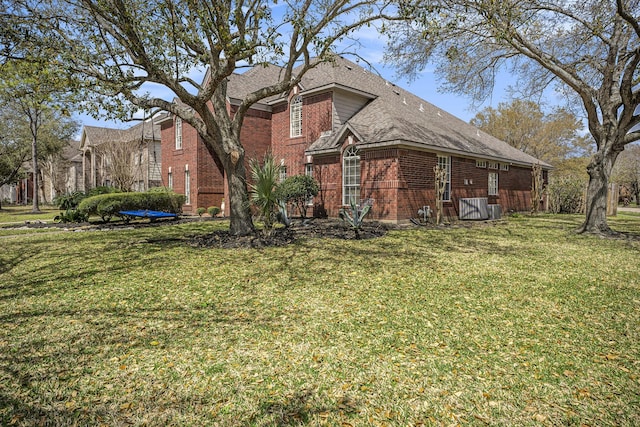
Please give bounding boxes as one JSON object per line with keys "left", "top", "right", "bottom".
{"left": 190, "top": 219, "right": 392, "bottom": 249}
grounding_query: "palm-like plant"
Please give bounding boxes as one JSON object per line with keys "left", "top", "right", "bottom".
{"left": 249, "top": 153, "right": 280, "bottom": 234}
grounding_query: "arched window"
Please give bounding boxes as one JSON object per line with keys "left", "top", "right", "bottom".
{"left": 342, "top": 145, "right": 360, "bottom": 205}
{"left": 290, "top": 95, "right": 302, "bottom": 137}
{"left": 175, "top": 117, "right": 183, "bottom": 150}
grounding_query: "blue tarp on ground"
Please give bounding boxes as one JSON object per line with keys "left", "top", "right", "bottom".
{"left": 119, "top": 210, "right": 178, "bottom": 219}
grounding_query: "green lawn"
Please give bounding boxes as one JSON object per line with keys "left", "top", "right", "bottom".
{"left": 0, "top": 205, "right": 59, "bottom": 224}
{"left": 1, "top": 214, "right": 639, "bottom": 426}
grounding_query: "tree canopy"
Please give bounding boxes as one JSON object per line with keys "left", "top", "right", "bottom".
{"left": 386, "top": 0, "right": 640, "bottom": 233}
{"left": 470, "top": 99, "right": 591, "bottom": 166}
{"left": 3, "top": 0, "right": 399, "bottom": 234}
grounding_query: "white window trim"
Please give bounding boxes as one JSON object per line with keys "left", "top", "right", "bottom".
{"left": 175, "top": 117, "right": 183, "bottom": 150}
{"left": 184, "top": 168, "right": 191, "bottom": 204}
{"left": 437, "top": 155, "right": 451, "bottom": 201}
{"left": 290, "top": 95, "right": 302, "bottom": 137}
{"left": 488, "top": 172, "right": 499, "bottom": 196}
{"left": 488, "top": 161, "right": 499, "bottom": 170}
{"left": 476, "top": 160, "right": 487, "bottom": 168}
{"left": 342, "top": 146, "right": 360, "bottom": 205}
{"left": 500, "top": 163, "right": 510, "bottom": 171}
{"left": 305, "top": 163, "right": 314, "bottom": 206}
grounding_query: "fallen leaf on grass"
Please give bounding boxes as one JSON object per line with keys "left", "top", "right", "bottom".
{"left": 533, "top": 413, "right": 547, "bottom": 423}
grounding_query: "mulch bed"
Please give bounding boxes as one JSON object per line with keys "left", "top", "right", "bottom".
{"left": 190, "top": 218, "right": 393, "bottom": 249}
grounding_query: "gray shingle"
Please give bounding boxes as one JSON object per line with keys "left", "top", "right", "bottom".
{"left": 218, "top": 56, "right": 551, "bottom": 168}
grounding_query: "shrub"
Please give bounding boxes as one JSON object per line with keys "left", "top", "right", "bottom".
{"left": 78, "top": 190, "right": 185, "bottom": 221}
{"left": 97, "top": 199, "right": 125, "bottom": 222}
{"left": 275, "top": 175, "right": 319, "bottom": 219}
{"left": 54, "top": 191, "right": 87, "bottom": 211}
{"left": 196, "top": 207, "right": 206, "bottom": 217}
{"left": 54, "top": 208, "right": 88, "bottom": 223}
{"left": 547, "top": 176, "right": 585, "bottom": 214}
{"left": 207, "top": 206, "right": 221, "bottom": 217}
{"left": 86, "top": 186, "right": 120, "bottom": 197}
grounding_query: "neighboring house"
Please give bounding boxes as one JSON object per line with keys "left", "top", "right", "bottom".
{"left": 41, "top": 140, "right": 83, "bottom": 202}
{"left": 80, "top": 116, "right": 165, "bottom": 192}
{"left": 0, "top": 184, "right": 17, "bottom": 204}
{"left": 160, "top": 57, "right": 551, "bottom": 221}
{"left": 6, "top": 140, "right": 82, "bottom": 206}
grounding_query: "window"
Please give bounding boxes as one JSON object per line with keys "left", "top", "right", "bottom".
{"left": 488, "top": 161, "right": 499, "bottom": 170}
{"left": 290, "top": 95, "right": 302, "bottom": 137}
{"left": 476, "top": 160, "right": 487, "bottom": 168}
{"left": 305, "top": 163, "right": 314, "bottom": 205}
{"left": 437, "top": 155, "right": 451, "bottom": 201}
{"left": 500, "top": 163, "right": 510, "bottom": 171}
{"left": 184, "top": 168, "right": 191, "bottom": 204}
{"left": 488, "top": 172, "right": 498, "bottom": 196}
{"left": 168, "top": 171, "right": 173, "bottom": 189}
{"left": 175, "top": 117, "right": 183, "bottom": 150}
{"left": 342, "top": 146, "right": 360, "bottom": 205}
{"left": 279, "top": 165, "right": 287, "bottom": 183}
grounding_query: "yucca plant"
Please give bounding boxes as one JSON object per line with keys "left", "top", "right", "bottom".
{"left": 339, "top": 198, "right": 371, "bottom": 239}
{"left": 249, "top": 154, "right": 280, "bottom": 234}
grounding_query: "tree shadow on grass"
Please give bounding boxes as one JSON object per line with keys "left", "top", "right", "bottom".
{"left": 248, "top": 388, "right": 357, "bottom": 426}
{"left": 0, "top": 302, "right": 286, "bottom": 426}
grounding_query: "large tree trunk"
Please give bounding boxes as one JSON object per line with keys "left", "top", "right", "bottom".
{"left": 578, "top": 144, "right": 620, "bottom": 234}
{"left": 226, "top": 153, "right": 255, "bottom": 236}
{"left": 202, "top": 117, "right": 255, "bottom": 236}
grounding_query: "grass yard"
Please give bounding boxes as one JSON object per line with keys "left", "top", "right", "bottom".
{"left": 0, "top": 205, "right": 59, "bottom": 224}
{"left": 0, "top": 214, "right": 639, "bottom": 426}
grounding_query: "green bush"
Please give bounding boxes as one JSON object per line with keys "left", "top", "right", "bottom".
{"left": 196, "top": 207, "right": 206, "bottom": 217}
{"left": 53, "top": 208, "right": 88, "bottom": 223}
{"left": 86, "top": 186, "right": 120, "bottom": 197}
{"left": 54, "top": 191, "right": 87, "bottom": 211}
{"left": 78, "top": 190, "right": 185, "bottom": 221}
{"left": 547, "top": 176, "right": 585, "bottom": 214}
{"left": 207, "top": 206, "right": 221, "bottom": 217}
{"left": 275, "top": 175, "right": 319, "bottom": 219}
{"left": 97, "top": 199, "right": 124, "bottom": 222}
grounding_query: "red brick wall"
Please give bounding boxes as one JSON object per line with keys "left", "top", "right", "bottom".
{"left": 361, "top": 148, "right": 400, "bottom": 221}
{"left": 161, "top": 106, "right": 272, "bottom": 214}
{"left": 272, "top": 91, "right": 333, "bottom": 176}
{"left": 311, "top": 154, "right": 341, "bottom": 218}
{"left": 196, "top": 141, "right": 224, "bottom": 210}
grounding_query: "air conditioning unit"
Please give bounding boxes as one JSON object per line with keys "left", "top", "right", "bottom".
{"left": 459, "top": 197, "right": 489, "bottom": 220}
{"left": 488, "top": 204, "right": 502, "bottom": 220}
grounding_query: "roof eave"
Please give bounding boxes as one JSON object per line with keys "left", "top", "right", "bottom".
{"left": 308, "top": 138, "right": 552, "bottom": 169}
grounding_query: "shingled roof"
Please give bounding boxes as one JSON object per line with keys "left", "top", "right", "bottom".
{"left": 227, "top": 57, "right": 549, "bottom": 168}
{"left": 80, "top": 114, "right": 166, "bottom": 149}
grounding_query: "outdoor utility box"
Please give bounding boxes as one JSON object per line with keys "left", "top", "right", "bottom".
{"left": 459, "top": 197, "right": 489, "bottom": 220}
{"left": 488, "top": 204, "right": 502, "bottom": 220}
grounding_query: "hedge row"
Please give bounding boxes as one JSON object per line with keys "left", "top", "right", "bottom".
{"left": 78, "top": 190, "right": 186, "bottom": 221}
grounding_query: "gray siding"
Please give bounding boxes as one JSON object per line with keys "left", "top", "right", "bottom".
{"left": 333, "top": 89, "right": 369, "bottom": 131}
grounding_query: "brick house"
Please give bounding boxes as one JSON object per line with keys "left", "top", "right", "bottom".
{"left": 160, "top": 57, "right": 550, "bottom": 221}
